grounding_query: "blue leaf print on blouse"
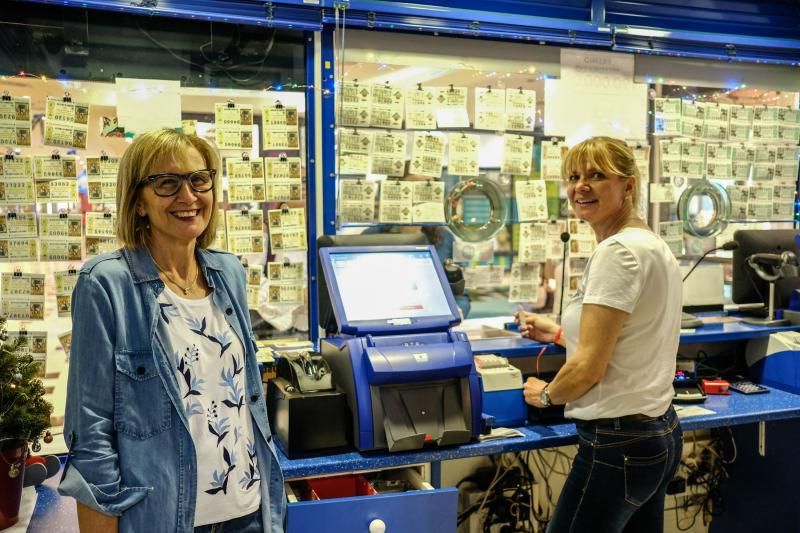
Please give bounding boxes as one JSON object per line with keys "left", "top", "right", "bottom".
{"left": 222, "top": 446, "right": 236, "bottom": 475}
{"left": 206, "top": 401, "right": 230, "bottom": 446}
{"left": 207, "top": 330, "right": 233, "bottom": 358}
{"left": 185, "top": 400, "right": 204, "bottom": 418}
{"left": 239, "top": 439, "right": 261, "bottom": 490}
{"left": 186, "top": 374, "right": 205, "bottom": 398}
{"left": 186, "top": 316, "right": 208, "bottom": 337}
{"left": 231, "top": 353, "right": 243, "bottom": 376}
{"left": 219, "top": 367, "right": 244, "bottom": 413}
{"left": 176, "top": 346, "right": 202, "bottom": 397}
{"left": 159, "top": 303, "right": 179, "bottom": 324}
{"left": 205, "top": 468, "right": 229, "bottom": 495}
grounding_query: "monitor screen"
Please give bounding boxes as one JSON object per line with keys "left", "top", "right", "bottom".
{"left": 732, "top": 229, "right": 800, "bottom": 306}
{"left": 329, "top": 249, "right": 453, "bottom": 322}
{"left": 316, "top": 233, "right": 429, "bottom": 335}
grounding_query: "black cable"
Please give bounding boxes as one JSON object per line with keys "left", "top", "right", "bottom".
{"left": 682, "top": 241, "right": 737, "bottom": 282}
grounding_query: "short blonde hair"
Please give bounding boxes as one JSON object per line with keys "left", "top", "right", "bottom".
{"left": 561, "top": 136, "right": 640, "bottom": 206}
{"left": 116, "top": 128, "right": 221, "bottom": 249}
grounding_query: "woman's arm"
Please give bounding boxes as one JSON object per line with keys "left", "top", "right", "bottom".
{"left": 77, "top": 502, "right": 118, "bottom": 533}
{"left": 524, "top": 303, "right": 627, "bottom": 407}
{"left": 59, "top": 272, "right": 150, "bottom": 516}
{"left": 515, "top": 311, "right": 567, "bottom": 348}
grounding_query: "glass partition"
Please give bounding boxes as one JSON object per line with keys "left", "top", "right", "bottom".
{"left": 0, "top": 4, "right": 311, "bottom": 432}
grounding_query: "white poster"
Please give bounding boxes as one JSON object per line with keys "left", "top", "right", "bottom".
{"left": 544, "top": 50, "right": 647, "bottom": 144}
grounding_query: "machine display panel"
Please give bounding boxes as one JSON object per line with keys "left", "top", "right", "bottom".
{"left": 329, "top": 249, "right": 452, "bottom": 321}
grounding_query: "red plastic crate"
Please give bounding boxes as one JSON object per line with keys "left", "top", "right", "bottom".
{"left": 306, "top": 474, "right": 378, "bottom": 500}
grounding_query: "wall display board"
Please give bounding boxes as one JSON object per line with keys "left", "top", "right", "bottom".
{"left": 331, "top": 28, "right": 800, "bottom": 333}
{"left": 650, "top": 85, "right": 800, "bottom": 262}
{"left": 332, "top": 34, "right": 662, "bottom": 321}
{"left": 0, "top": 4, "right": 312, "bottom": 444}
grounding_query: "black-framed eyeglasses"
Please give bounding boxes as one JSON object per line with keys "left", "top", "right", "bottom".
{"left": 139, "top": 169, "right": 216, "bottom": 197}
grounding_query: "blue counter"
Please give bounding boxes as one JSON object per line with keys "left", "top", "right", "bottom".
{"left": 278, "top": 386, "right": 800, "bottom": 480}
{"left": 469, "top": 318, "right": 800, "bottom": 359}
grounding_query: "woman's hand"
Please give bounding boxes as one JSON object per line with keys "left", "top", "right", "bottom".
{"left": 523, "top": 377, "right": 548, "bottom": 407}
{"left": 515, "top": 311, "right": 560, "bottom": 343}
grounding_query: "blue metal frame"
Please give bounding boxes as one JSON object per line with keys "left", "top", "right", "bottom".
{"left": 305, "top": 31, "right": 321, "bottom": 341}
{"left": 324, "top": 0, "right": 595, "bottom": 27}
{"left": 12, "top": 0, "right": 323, "bottom": 30}
{"left": 16, "top": 0, "right": 800, "bottom": 63}
{"left": 605, "top": 0, "right": 800, "bottom": 42}
{"left": 320, "top": 27, "right": 338, "bottom": 235}
{"left": 317, "top": 0, "right": 800, "bottom": 64}
{"left": 321, "top": 5, "right": 610, "bottom": 48}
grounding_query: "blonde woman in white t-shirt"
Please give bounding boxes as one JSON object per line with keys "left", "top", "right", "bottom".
{"left": 516, "top": 136, "right": 682, "bottom": 533}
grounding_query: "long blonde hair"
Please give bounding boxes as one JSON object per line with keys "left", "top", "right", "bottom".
{"left": 116, "top": 128, "right": 221, "bottom": 249}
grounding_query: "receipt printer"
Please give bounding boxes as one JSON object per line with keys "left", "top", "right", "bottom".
{"left": 267, "top": 352, "right": 351, "bottom": 457}
{"left": 746, "top": 331, "right": 800, "bottom": 393}
{"left": 318, "top": 244, "right": 482, "bottom": 452}
{"left": 474, "top": 355, "right": 526, "bottom": 427}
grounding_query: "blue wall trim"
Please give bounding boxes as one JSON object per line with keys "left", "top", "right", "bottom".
{"left": 330, "top": 0, "right": 594, "bottom": 24}
{"left": 12, "top": 0, "right": 323, "bottom": 30}
{"left": 322, "top": 8, "right": 610, "bottom": 47}
{"left": 319, "top": 0, "right": 800, "bottom": 63}
{"left": 606, "top": 0, "right": 800, "bottom": 41}
{"left": 21, "top": 0, "right": 800, "bottom": 62}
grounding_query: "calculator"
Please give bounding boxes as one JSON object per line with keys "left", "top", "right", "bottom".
{"left": 729, "top": 380, "right": 770, "bottom": 394}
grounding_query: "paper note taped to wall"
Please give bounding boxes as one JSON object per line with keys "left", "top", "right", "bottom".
{"left": 544, "top": 49, "right": 648, "bottom": 143}
{"left": 116, "top": 78, "right": 182, "bottom": 136}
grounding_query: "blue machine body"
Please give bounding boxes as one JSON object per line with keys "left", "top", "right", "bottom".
{"left": 323, "top": 332, "right": 482, "bottom": 451}
{"left": 746, "top": 333, "right": 800, "bottom": 394}
{"left": 479, "top": 386, "right": 527, "bottom": 428}
{"left": 750, "top": 349, "right": 800, "bottom": 394}
{"left": 318, "top": 245, "right": 482, "bottom": 451}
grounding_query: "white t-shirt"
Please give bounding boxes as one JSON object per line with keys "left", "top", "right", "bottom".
{"left": 561, "top": 227, "right": 681, "bottom": 420}
{"left": 157, "top": 288, "right": 261, "bottom": 526}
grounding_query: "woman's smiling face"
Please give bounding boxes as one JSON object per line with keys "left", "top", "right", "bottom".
{"left": 566, "top": 165, "right": 633, "bottom": 227}
{"left": 135, "top": 146, "right": 213, "bottom": 249}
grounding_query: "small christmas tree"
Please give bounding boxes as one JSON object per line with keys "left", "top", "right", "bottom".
{"left": 0, "top": 319, "right": 52, "bottom": 450}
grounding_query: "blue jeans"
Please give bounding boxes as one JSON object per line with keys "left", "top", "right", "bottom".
{"left": 194, "top": 509, "right": 262, "bottom": 533}
{"left": 547, "top": 406, "right": 683, "bottom": 533}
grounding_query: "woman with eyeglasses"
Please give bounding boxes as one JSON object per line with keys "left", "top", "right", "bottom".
{"left": 59, "top": 128, "right": 286, "bottom": 533}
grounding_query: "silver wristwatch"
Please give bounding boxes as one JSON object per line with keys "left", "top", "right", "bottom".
{"left": 540, "top": 384, "right": 552, "bottom": 408}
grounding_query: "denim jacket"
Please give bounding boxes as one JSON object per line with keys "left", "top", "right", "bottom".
{"left": 58, "top": 246, "right": 286, "bottom": 532}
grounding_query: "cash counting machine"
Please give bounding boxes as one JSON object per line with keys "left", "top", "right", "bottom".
{"left": 318, "top": 244, "right": 482, "bottom": 452}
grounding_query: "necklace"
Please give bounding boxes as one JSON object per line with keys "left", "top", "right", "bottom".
{"left": 151, "top": 256, "right": 200, "bottom": 295}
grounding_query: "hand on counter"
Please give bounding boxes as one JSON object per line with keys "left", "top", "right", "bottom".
{"left": 523, "top": 376, "right": 548, "bottom": 407}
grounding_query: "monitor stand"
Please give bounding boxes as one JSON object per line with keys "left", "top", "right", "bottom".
{"left": 742, "top": 281, "right": 788, "bottom": 326}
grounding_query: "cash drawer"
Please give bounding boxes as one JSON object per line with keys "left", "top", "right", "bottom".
{"left": 286, "top": 467, "right": 457, "bottom": 533}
